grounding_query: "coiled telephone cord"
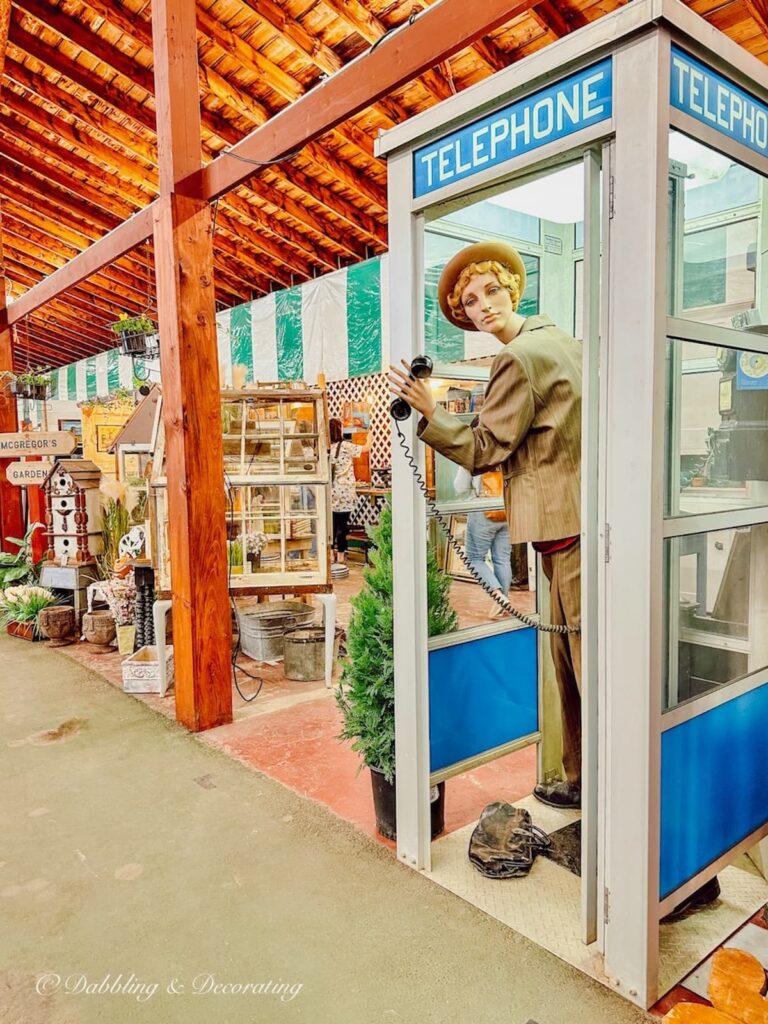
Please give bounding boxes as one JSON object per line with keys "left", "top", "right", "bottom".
{"left": 394, "top": 422, "right": 580, "bottom": 636}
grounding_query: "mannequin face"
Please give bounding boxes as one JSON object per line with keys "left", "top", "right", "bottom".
{"left": 459, "top": 271, "right": 516, "bottom": 336}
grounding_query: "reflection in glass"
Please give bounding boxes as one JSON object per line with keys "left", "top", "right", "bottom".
{"left": 429, "top": 514, "right": 534, "bottom": 631}
{"left": 664, "top": 523, "right": 768, "bottom": 710}
{"left": 420, "top": 164, "right": 584, "bottom": 637}
{"left": 666, "top": 338, "right": 768, "bottom": 516}
{"left": 668, "top": 132, "right": 761, "bottom": 330}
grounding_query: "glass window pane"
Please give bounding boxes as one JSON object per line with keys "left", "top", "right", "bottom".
{"left": 668, "top": 131, "right": 762, "bottom": 331}
{"left": 420, "top": 163, "right": 584, "bottom": 639}
{"left": 666, "top": 337, "right": 768, "bottom": 516}
{"left": 664, "top": 524, "right": 768, "bottom": 711}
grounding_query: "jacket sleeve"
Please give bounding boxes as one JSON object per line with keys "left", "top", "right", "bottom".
{"left": 418, "top": 349, "right": 535, "bottom": 473}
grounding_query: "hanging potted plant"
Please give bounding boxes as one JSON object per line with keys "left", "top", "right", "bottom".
{"left": 110, "top": 313, "right": 157, "bottom": 357}
{"left": 0, "top": 584, "right": 58, "bottom": 640}
{"left": 0, "top": 368, "right": 52, "bottom": 402}
{"left": 335, "top": 499, "right": 457, "bottom": 840}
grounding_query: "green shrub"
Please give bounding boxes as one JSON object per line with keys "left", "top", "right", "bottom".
{"left": 335, "top": 499, "right": 456, "bottom": 783}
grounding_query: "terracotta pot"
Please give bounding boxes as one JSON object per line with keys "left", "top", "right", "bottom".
{"left": 38, "top": 605, "right": 76, "bottom": 646}
{"left": 6, "top": 621, "right": 40, "bottom": 642}
{"left": 82, "top": 610, "right": 117, "bottom": 648}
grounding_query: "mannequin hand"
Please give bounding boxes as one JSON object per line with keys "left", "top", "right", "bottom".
{"left": 388, "top": 361, "right": 436, "bottom": 420}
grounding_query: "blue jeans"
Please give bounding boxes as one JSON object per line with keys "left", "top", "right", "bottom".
{"left": 465, "top": 512, "right": 512, "bottom": 594}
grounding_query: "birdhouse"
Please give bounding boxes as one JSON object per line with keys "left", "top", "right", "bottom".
{"left": 43, "top": 459, "right": 103, "bottom": 565}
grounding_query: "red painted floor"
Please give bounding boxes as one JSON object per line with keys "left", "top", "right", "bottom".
{"left": 200, "top": 692, "right": 537, "bottom": 845}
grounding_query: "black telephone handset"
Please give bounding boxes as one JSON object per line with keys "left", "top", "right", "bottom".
{"left": 389, "top": 355, "right": 434, "bottom": 421}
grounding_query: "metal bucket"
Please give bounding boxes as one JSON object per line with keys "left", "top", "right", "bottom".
{"left": 237, "top": 600, "right": 316, "bottom": 662}
{"left": 283, "top": 625, "right": 342, "bottom": 682}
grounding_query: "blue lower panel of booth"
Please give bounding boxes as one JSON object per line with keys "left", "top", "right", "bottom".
{"left": 428, "top": 627, "right": 538, "bottom": 775}
{"left": 660, "top": 682, "right": 768, "bottom": 899}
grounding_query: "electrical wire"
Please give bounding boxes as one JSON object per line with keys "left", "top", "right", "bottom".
{"left": 393, "top": 421, "right": 580, "bottom": 636}
{"left": 220, "top": 146, "right": 304, "bottom": 169}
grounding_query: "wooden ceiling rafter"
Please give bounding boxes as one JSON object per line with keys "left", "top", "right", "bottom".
{"left": 16, "top": 322, "right": 103, "bottom": 364}
{"left": 3, "top": 0, "right": 767, "bottom": 365}
{"left": 8, "top": 13, "right": 386, "bottom": 257}
{"left": 15, "top": 0, "right": 389, "bottom": 216}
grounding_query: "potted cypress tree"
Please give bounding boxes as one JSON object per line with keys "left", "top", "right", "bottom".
{"left": 336, "top": 498, "right": 457, "bottom": 839}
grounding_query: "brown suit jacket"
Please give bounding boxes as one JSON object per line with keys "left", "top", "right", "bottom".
{"left": 419, "top": 314, "right": 582, "bottom": 544}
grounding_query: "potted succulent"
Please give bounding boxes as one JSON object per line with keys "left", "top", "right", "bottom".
{"left": 0, "top": 584, "right": 58, "bottom": 640}
{"left": 110, "top": 313, "right": 157, "bottom": 357}
{"left": 0, "top": 523, "right": 45, "bottom": 588}
{"left": 335, "top": 499, "right": 457, "bottom": 840}
{"left": 0, "top": 368, "right": 52, "bottom": 401}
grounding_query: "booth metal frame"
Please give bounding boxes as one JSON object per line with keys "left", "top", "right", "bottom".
{"left": 378, "top": 0, "right": 768, "bottom": 1007}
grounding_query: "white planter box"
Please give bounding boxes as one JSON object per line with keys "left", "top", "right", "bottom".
{"left": 121, "top": 645, "right": 174, "bottom": 695}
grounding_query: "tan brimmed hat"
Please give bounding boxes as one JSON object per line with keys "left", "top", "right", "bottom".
{"left": 438, "top": 241, "right": 527, "bottom": 331}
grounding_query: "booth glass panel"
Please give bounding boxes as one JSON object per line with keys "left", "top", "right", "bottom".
{"left": 663, "top": 523, "right": 768, "bottom": 711}
{"left": 668, "top": 132, "right": 762, "bottom": 331}
{"left": 424, "top": 235, "right": 540, "bottom": 365}
{"left": 665, "top": 337, "right": 768, "bottom": 517}
{"left": 419, "top": 163, "right": 585, "bottom": 639}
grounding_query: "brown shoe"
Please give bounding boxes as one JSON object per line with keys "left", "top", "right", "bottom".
{"left": 661, "top": 877, "right": 720, "bottom": 924}
{"left": 533, "top": 780, "right": 581, "bottom": 809}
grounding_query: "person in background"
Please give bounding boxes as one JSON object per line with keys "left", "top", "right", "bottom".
{"left": 454, "top": 457, "right": 511, "bottom": 621}
{"left": 329, "top": 417, "right": 370, "bottom": 579}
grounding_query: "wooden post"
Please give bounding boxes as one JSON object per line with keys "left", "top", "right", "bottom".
{"left": 0, "top": 208, "right": 24, "bottom": 553}
{"left": 152, "top": 0, "right": 232, "bottom": 730}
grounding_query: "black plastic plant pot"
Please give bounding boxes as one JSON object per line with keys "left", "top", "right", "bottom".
{"left": 10, "top": 381, "right": 49, "bottom": 401}
{"left": 119, "top": 330, "right": 151, "bottom": 357}
{"left": 369, "top": 767, "right": 445, "bottom": 840}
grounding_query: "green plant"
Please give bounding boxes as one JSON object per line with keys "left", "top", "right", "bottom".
{"left": 79, "top": 387, "right": 134, "bottom": 412}
{"left": 0, "top": 584, "right": 58, "bottom": 635}
{"left": 228, "top": 539, "right": 244, "bottom": 567}
{"left": 98, "top": 499, "right": 131, "bottom": 579}
{"left": 335, "top": 499, "right": 457, "bottom": 783}
{"left": 110, "top": 313, "right": 155, "bottom": 335}
{"left": 0, "top": 523, "right": 45, "bottom": 587}
{"left": 0, "top": 368, "right": 52, "bottom": 393}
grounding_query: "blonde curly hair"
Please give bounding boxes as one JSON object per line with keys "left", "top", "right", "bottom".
{"left": 447, "top": 259, "right": 522, "bottom": 324}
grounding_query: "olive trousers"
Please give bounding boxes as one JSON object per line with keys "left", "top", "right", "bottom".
{"left": 540, "top": 540, "right": 582, "bottom": 786}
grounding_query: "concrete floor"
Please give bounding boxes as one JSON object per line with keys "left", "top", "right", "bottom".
{"left": 1, "top": 631, "right": 653, "bottom": 1024}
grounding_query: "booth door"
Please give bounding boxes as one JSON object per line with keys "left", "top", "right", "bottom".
{"left": 660, "top": 131, "right": 768, "bottom": 915}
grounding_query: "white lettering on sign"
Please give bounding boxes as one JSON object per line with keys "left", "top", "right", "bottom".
{"left": 0, "top": 432, "right": 77, "bottom": 457}
{"left": 413, "top": 59, "right": 613, "bottom": 197}
{"left": 670, "top": 48, "right": 768, "bottom": 158}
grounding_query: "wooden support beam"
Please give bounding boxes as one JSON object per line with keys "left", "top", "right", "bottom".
{"left": 0, "top": 205, "right": 25, "bottom": 550}
{"left": 152, "top": 0, "right": 232, "bottom": 732}
{"left": 0, "top": 0, "right": 10, "bottom": 77}
{"left": 186, "top": 0, "right": 536, "bottom": 202}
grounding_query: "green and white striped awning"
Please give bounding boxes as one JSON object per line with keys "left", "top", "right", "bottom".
{"left": 50, "top": 257, "right": 388, "bottom": 403}
{"left": 47, "top": 252, "right": 505, "bottom": 405}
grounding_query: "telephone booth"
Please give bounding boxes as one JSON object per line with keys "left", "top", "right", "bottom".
{"left": 379, "top": 0, "right": 768, "bottom": 1006}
